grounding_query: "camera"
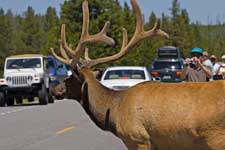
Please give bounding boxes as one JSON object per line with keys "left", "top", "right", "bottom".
{"left": 189, "top": 59, "right": 197, "bottom": 68}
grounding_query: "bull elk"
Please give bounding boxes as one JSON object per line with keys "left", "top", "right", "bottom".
{"left": 50, "top": 0, "right": 225, "bottom": 150}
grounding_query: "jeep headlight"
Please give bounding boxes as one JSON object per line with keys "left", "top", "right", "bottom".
{"left": 33, "top": 74, "right": 40, "bottom": 82}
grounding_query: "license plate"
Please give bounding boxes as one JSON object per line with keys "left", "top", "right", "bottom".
{"left": 163, "top": 75, "right": 171, "bottom": 80}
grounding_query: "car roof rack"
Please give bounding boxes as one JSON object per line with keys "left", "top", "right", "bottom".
{"left": 157, "top": 46, "right": 181, "bottom": 59}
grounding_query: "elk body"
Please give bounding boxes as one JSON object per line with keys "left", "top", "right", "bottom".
{"left": 50, "top": 0, "right": 225, "bottom": 150}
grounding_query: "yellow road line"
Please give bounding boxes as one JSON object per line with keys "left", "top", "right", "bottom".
{"left": 56, "top": 126, "right": 75, "bottom": 135}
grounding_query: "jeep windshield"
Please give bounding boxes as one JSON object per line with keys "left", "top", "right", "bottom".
{"left": 104, "top": 70, "right": 146, "bottom": 80}
{"left": 153, "top": 61, "right": 182, "bottom": 70}
{"left": 6, "top": 58, "right": 42, "bottom": 69}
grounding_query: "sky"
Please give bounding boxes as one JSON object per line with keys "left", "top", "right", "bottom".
{"left": 0, "top": 0, "right": 225, "bottom": 25}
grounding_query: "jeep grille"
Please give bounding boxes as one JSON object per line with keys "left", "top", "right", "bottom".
{"left": 12, "top": 76, "right": 28, "bottom": 86}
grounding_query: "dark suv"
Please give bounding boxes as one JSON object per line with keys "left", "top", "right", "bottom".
{"left": 149, "top": 46, "right": 184, "bottom": 82}
{"left": 150, "top": 59, "right": 183, "bottom": 82}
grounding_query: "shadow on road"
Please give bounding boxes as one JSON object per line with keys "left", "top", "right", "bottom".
{"left": 10, "top": 102, "right": 41, "bottom": 107}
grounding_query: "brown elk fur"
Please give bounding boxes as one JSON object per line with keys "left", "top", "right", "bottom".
{"left": 49, "top": 0, "right": 225, "bottom": 149}
{"left": 77, "top": 67, "right": 225, "bottom": 150}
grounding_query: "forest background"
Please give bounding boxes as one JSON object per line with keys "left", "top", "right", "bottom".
{"left": 0, "top": 0, "right": 224, "bottom": 76}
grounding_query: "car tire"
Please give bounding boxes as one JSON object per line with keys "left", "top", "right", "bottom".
{"left": 28, "top": 96, "right": 34, "bottom": 102}
{"left": 38, "top": 84, "right": 48, "bottom": 105}
{"left": 16, "top": 97, "right": 23, "bottom": 104}
{"left": 6, "top": 96, "right": 14, "bottom": 106}
{"left": 0, "top": 92, "right": 5, "bottom": 107}
{"left": 48, "top": 89, "right": 54, "bottom": 103}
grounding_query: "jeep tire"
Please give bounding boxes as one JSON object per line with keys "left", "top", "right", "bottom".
{"left": 38, "top": 84, "right": 48, "bottom": 105}
{"left": 28, "top": 96, "right": 34, "bottom": 102}
{"left": 16, "top": 97, "right": 23, "bottom": 104}
{"left": 0, "top": 92, "right": 5, "bottom": 107}
{"left": 48, "top": 88, "right": 54, "bottom": 103}
{"left": 6, "top": 96, "right": 14, "bottom": 106}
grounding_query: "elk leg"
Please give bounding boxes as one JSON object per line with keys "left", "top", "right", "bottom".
{"left": 204, "top": 129, "right": 225, "bottom": 150}
{"left": 124, "top": 143, "right": 151, "bottom": 150}
{"left": 123, "top": 140, "right": 151, "bottom": 150}
{"left": 123, "top": 140, "right": 137, "bottom": 150}
{"left": 137, "top": 143, "right": 151, "bottom": 150}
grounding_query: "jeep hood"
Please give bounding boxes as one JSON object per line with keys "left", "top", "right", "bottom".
{"left": 4, "top": 68, "right": 43, "bottom": 77}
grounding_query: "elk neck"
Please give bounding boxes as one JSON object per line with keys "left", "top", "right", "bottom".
{"left": 80, "top": 67, "right": 123, "bottom": 133}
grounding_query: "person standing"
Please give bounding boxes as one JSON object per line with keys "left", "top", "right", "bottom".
{"left": 216, "top": 55, "right": 225, "bottom": 79}
{"left": 202, "top": 51, "right": 213, "bottom": 81}
{"left": 181, "top": 47, "right": 212, "bottom": 82}
{"left": 210, "top": 55, "right": 222, "bottom": 80}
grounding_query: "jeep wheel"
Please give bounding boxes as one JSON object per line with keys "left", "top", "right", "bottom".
{"left": 16, "top": 97, "right": 23, "bottom": 104}
{"left": 28, "top": 96, "right": 34, "bottom": 102}
{"left": 0, "top": 92, "right": 5, "bottom": 107}
{"left": 38, "top": 84, "right": 48, "bottom": 105}
{"left": 6, "top": 97, "right": 14, "bottom": 106}
{"left": 48, "top": 93, "right": 54, "bottom": 103}
{"left": 48, "top": 87, "right": 54, "bottom": 103}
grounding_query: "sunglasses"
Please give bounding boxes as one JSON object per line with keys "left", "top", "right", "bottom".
{"left": 191, "top": 52, "right": 202, "bottom": 58}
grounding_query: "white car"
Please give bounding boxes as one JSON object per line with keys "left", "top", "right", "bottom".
{"left": 100, "top": 66, "right": 152, "bottom": 90}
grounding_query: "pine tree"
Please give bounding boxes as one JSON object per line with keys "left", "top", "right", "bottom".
{"left": 42, "top": 7, "right": 59, "bottom": 55}
{"left": 21, "top": 6, "right": 44, "bottom": 54}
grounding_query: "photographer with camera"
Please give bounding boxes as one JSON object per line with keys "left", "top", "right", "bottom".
{"left": 181, "top": 47, "right": 212, "bottom": 82}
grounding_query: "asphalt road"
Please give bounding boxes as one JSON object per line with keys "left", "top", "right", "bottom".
{"left": 0, "top": 100, "right": 126, "bottom": 150}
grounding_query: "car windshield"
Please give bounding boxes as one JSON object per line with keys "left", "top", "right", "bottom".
{"left": 153, "top": 61, "right": 182, "bottom": 70}
{"left": 6, "top": 58, "right": 42, "bottom": 69}
{"left": 104, "top": 69, "right": 146, "bottom": 80}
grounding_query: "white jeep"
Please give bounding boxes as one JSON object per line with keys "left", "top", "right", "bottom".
{"left": 0, "top": 54, "right": 54, "bottom": 106}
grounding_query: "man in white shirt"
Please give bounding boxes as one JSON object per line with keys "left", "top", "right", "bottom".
{"left": 210, "top": 55, "right": 221, "bottom": 80}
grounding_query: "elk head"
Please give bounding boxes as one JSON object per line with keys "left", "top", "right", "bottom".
{"left": 50, "top": 0, "right": 168, "bottom": 100}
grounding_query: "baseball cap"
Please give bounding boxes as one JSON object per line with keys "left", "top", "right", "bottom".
{"left": 191, "top": 47, "right": 203, "bottom": 55}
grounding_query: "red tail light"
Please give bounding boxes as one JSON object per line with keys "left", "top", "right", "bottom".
{"left": 151, "top": 71, "right": 158, "bottom": 77}
{"left": 176, "top": 71, "right": 182, "bottom": 76}
{"left": 119, "top": 76, "right": 129, "bottom": 80}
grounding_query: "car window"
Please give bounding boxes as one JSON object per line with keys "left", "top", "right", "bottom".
{"left": 6, "top": 58, "right": 41, "bottom": 69}
{"left": 104, "top": 70, "right": 146, "bottom": 80}
{"left": 153, "top": 61, "right": 182, "bottom": 70}
{"left": 48, "top": 60, "right": 55, "bottom": 68}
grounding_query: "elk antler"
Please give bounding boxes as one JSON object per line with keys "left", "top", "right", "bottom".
{"left": 81, "top": 0, "right": 169, "bottom": 68}
{"left": 50, "top": 0, "right": 115, "bottom": 65}
{"left": 51, "top": 0, "right": 169, "bottom": 68}
{"left": 60, "top": 0, "right": 114, "bottom": 62}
